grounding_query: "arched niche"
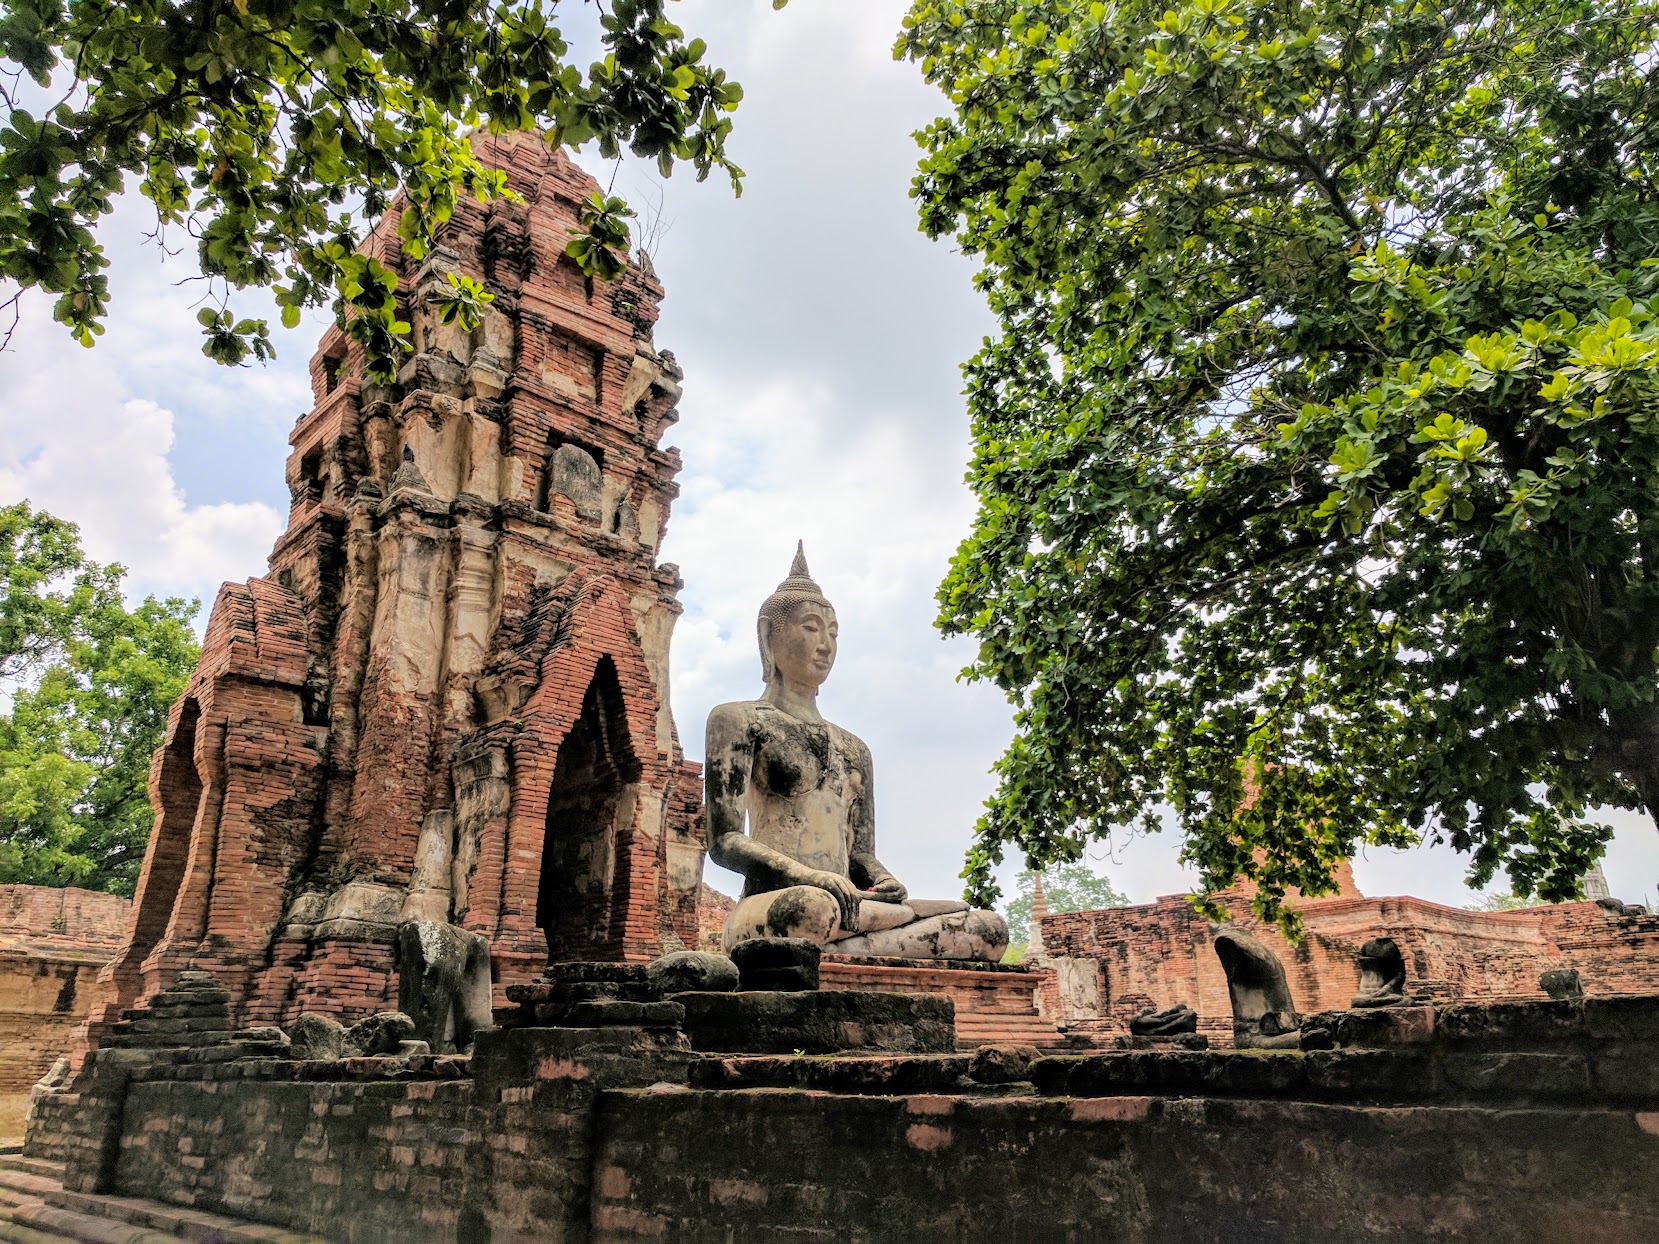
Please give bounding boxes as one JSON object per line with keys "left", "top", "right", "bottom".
{"left": 537, "top": 656, "right": 641, "bottom": 961}
{"left": 129, "top": 697, "right": 203, "bottom": 954}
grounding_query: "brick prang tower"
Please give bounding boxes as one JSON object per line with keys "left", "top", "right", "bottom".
{"left": 90, "top": 132, "right": 706, "bottom": 1034}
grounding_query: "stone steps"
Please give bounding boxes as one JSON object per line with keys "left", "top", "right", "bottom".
{"left": 0, "top": 1159, "right": 65, "bottom": 1185}
{"left": 0, "top": 1158, "right": 324, "bottom": 1244}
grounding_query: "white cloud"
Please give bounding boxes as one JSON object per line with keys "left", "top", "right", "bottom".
{"left": 0, "top": 319, "right": 284, "bottom": 611}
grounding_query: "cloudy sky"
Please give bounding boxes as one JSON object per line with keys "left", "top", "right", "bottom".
{"left": 2, "top": 1, "right": 1655, "bottom": 913}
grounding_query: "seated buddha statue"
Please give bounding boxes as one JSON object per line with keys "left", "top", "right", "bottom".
{"left": 704, "top": 545, "right": 1009, "bottom": 961}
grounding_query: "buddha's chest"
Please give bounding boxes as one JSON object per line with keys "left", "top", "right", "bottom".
{"left": 751, "top": 719, "right": 853, "bottom": 804}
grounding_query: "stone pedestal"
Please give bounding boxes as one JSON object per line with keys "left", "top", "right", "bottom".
{"left": 677, "top": 990, "right": 955, "bottom": 1055}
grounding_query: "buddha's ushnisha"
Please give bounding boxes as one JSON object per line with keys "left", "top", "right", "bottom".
{"left": 705, "top": 543, "right": 1009, "bottom": 960}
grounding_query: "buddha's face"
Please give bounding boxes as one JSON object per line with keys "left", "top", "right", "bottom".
{"left": 769, "top": 601, "right": 838, "bottom": 690}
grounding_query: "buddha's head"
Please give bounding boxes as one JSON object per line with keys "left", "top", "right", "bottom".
{"left": 757, "top": 542, "right": 838, "bottom": 690}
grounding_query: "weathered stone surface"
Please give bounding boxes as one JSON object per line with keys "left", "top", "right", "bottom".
{"left": 1112, "top": 1033, "right": 1209, "bottom": 1051}
{"left": 498, "top": 967, "right": 672, "bottom": 1028}
{"left": 1351, "top": 936, "right": 1407, "bottom": 1007}
{"left": 234, "top": 1026, "right": 291, "bottom": 1053}
{"left": 469, "top": 1023, "right": 692, "bottom": 1099}
{"left": 117, "top": 1016, "right": 231, "bottom": 1035}
{"left": 14, "top": 991, "right": 1659, "bottom": 1244}
{"left": 1036, "top": 1049, "right": 1306, "bottom": 1099}
{"left": 1540, "top": 967, "right": 1585, "bottom": 1000}
{"left": 590, "top": 1088, "right": 1659, "bottom": 1242}
{"left": 529, "top": 1000, "right": 686, "bottom": 1029}
{"left": 1443, "top": 1051, "right": 1590, "bottom": 1099}
{"left": 535, "top": 961, "right": 649, "bottom": 986}
{"left": 549, "top": 443, "right": 603, "bottom": 519}
{"left": 395, "top": 919, "right": 493, "bottom": 1054}
{"left": 678, "top": 989, "right": 955, "bottom": 1055}
{"left": 1298, "top": 1005, "right": 1437, "bottom": 1050}
{"left": 645, "top": 950, "right": 739, "bottom": 995}
{"left": 1592, "top": 1047, "right": 1659, "bottom": 1098}
{"left": 1438, "top": 998, "right": 1585, "bottom": 1047}
{"left": 968, "top": 1044, "right": 1037, "bottom": 1083}
{"left": 287, "top": 1012, "right": 348, "bottom": 1061}
{"left": 149, "top": 989, "right": 231, "bottom": 1013}
{"left": 1213, "top": 927, "right": 1301, "bottom": 1048}
{"left": 1128, "top": 1001, "right": 1198, "bottom": 1036}
{"left": 728, "top": 937, "right": 821, "bottom": 992}
{"left": 689, "top": 1053, "right": 973, "bottom": 1095}
{"left": 344, "top": 1011, "right": 416, "bottom": 1056}
{"left": 54, "top": 1052, "right": 1659, "bottom": 1244}
{"left": 1583, "top": 995, "right": 1659, "bottom": 1042}
{"left": 1303, "top": 1048, "right": 1441, "bottom": 1098}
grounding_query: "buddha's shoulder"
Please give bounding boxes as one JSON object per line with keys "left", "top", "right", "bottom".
{"left": 705, "top": 699, "right": 778, "bottom": 736}
{"left": 827, "top": 722, "right": 872, "bottom": 763}
{"left": 707, "top": 698, "right": 769, "bottom": 719}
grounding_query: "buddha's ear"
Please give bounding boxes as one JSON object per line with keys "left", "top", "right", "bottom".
{"left": 757, "top": 615, "right": 775, "bottom": 684}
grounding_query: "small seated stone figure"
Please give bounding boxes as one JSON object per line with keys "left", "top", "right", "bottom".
{"left": 1129, "top": 1001, "right": 1199, "bottom": 1037}
{"left": 705, "top": 546, "right": 1008, "bottom": 961}
{"left": 1350, "top": 937, "right": 1407, "bottom": 1008}
{"left": 1539, "top": 966, "right": 1584, "bottom": 1000}
{"left": 395, "top": 919, "right": 494, "bottom": 1054}
{"left": 1213, "top": 927, "right": 1301, "bottom": 1049}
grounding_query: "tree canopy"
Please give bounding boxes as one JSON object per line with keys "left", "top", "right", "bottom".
{"left": 899, "top": 0, "right": 1659, "bottom": 928}
{"left": 0, "top": 0, "right": 774, "bottom": 378}
{"left": 0, "top": 502, "right": 199, "bottom": 894}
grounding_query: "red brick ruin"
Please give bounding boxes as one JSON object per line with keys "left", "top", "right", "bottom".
{"left": 1031, "top": 861, "right": 1659, "bottom": 1043}
{"left": 88, "top": 133, "right": 704, "bottom": 1036}
{"left": 0, "top": 886, "right": 129, "bottom": 1092}
{"left": 72, "top": 130, "right": 1659, "bottom": 1059}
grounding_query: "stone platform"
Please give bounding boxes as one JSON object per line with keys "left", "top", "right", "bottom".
{"left": 12, "top": 995, "right": 1659, "bottom": 1242}
{"left": 501, "top": 965, "right": 955, "bottom": 1055}
{"left": 676, "top": 990, "right": 953, "bottom": 1054}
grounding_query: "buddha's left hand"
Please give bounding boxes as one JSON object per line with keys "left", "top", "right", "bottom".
{"left": 867, "top": 875, "right": 908, "bottom": 904}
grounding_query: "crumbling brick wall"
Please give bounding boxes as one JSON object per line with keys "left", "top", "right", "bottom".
{"left": 1040, "top": 889, "right": 1659, "bottom": 1041}
{"left": 695, "top": 883, "right": 736, "bottom": 952}
{"left": 0, "top": 886, "right": 129, "bottom": 1092}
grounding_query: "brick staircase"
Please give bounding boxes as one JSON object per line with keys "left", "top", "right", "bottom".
{"left": 0, "top": 1152, "right": 325, "bottom": 1244}
{"left": 819, "top": 956, "right": 1064, "bottom": 1049}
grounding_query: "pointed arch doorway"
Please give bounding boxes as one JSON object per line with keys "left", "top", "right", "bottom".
{"left": 536, "top": 656, "right": 641, "bottom": 961}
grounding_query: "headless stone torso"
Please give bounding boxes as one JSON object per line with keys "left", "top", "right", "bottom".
{"left": 704, "top": 546, "right": 1008, "bottom": 961}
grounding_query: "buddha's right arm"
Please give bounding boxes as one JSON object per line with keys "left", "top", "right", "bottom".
{"left": 704, "top": 705, "right": 813, "bottom": 890}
